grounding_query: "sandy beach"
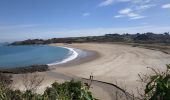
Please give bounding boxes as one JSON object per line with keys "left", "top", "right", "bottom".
{"left": 12, "top": 43, "right": 170, "bottom": 100}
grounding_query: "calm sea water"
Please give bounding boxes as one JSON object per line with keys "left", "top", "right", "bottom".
{"left": 0, "top": 45, "right": 70, "bottom": 68}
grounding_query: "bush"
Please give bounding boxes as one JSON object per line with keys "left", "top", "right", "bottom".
{"left": 142, "top": 64, "right": 170, "bottom": 100}
{"left": 0, "top": 80, "right": 96, "bottom": 100}
{"left": 43, "top": 80, "right": 96, "bottom": 100}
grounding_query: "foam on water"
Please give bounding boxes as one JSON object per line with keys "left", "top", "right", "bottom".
{"left": 0, "top": 45, "right": 78, "bottom": 68}
{"left": 47, "top": 46, "right": 79, "bottom": 66}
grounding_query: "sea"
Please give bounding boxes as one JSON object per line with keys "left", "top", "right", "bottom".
{"left": 0, "top": 43, "right": 78, "bottom": 68}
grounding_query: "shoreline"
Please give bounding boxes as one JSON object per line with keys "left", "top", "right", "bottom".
{"left": 48, "top": 43, "right": 100, "bottom": 68}
{"left": 0, "top": 44, "right": 99, "bottom": 74}
{"left": 8, "top": 43, "right": 170, "bottom": 99}
{"left": 46, "top": 43, "right": 170, "bottom": 97}
{"left": 47, "top": 46, "right": 79, "bottom": 66}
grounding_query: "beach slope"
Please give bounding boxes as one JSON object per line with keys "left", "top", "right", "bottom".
{"left": 13, "top": 43, "right": 170, "bottom": 99}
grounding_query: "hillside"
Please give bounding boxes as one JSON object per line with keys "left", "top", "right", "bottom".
{"left": 11, "top": 32, "right": 170, "bottom": 45}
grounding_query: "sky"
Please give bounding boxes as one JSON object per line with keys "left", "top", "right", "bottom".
{"left": 0, "top": 0, "right": 170, "bottom": 42}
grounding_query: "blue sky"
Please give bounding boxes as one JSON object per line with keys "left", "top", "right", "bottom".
{"left": 0, "top": 0, "right": 170, "bottom": 42}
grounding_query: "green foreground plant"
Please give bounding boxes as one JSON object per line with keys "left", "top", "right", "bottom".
{"left": 138, "top": 64, "right": 170, "bottom": 100}
{"left": 0, "top": 80, "right": 96, "bottom": 100}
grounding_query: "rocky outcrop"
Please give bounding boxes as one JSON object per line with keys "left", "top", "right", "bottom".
{"left": 0, "top": 64, "right": 49, "bottom": 74}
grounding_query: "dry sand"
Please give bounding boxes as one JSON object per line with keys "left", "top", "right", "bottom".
{"left": 13, "top": 43, "right": 170, "bottom": 100}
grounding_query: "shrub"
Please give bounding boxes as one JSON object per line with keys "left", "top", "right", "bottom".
{"left": 0, "top": 79, "right": 96, "bottom": 100}
{"left": 138, "top": 64, "right": 170, "bottom": 100}
{"left": 44, "top": 80, "right": 96, "bottom": 100}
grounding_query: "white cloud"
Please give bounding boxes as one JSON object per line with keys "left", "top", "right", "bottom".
{"left": 118, "top": 0, "right": 130, "bottom": 2}
{"left": 116, "top": 8, "right": 145, "bottom": 20}
{"left": 137, "top": 4, "right": 156, "bottom": 10}
{"left": 114, "top": 15, "right": 124, "bottom": 18}
{"left": 99, "top": 0, "right": 157, "bottom": 19}
{"left": 98, "top": 0, "right": 131, "bottom": 7}
{"left": 98, "top": 0, "right": 114, "bottom": 7}
{"left": 162, "top": 3, "right": 170, "bottom": 9}
{"left": 119, "top": 8, "right": 132, "bottom": 14}
{"left": 130, "top": 0, "right": 157, "bottom": 12}
{"left": 113, "top": 0, "right": 157, "bottom": 19}
{"left": 98, "top": 0, "right": 156, "bottom": 7}
{"left": 83, "top": 13, "right": 90, "bottom": 17}
{"left": 130, "top": 16, "right": 145, "bottom": 20}
{"left": 130, "top": 0, "right": 154, "bottom": 4}
{"left": 127, "top": 12, "right": 138, "bottom": 17}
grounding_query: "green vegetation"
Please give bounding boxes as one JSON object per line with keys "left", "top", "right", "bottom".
{"left": 11, "top": 32, "right": 170, "bottom": 45}
{"left": 0, "top": 64, "right": 169, "bottom": 100}
{"left": 144, "top": 65, "right": 170, "bottom": 100}
{"left": 138, "top": 64, "right": 170, "bottom": 100}
{"left": 43, "top": 80, "right": 95, "bottom": 100}
{"left": 0, "top": 80, "right": 96, "bottom": 100}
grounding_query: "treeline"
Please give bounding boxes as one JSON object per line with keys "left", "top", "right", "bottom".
{"left": 11, "top": 32, "right": 170, "bottom": 45}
